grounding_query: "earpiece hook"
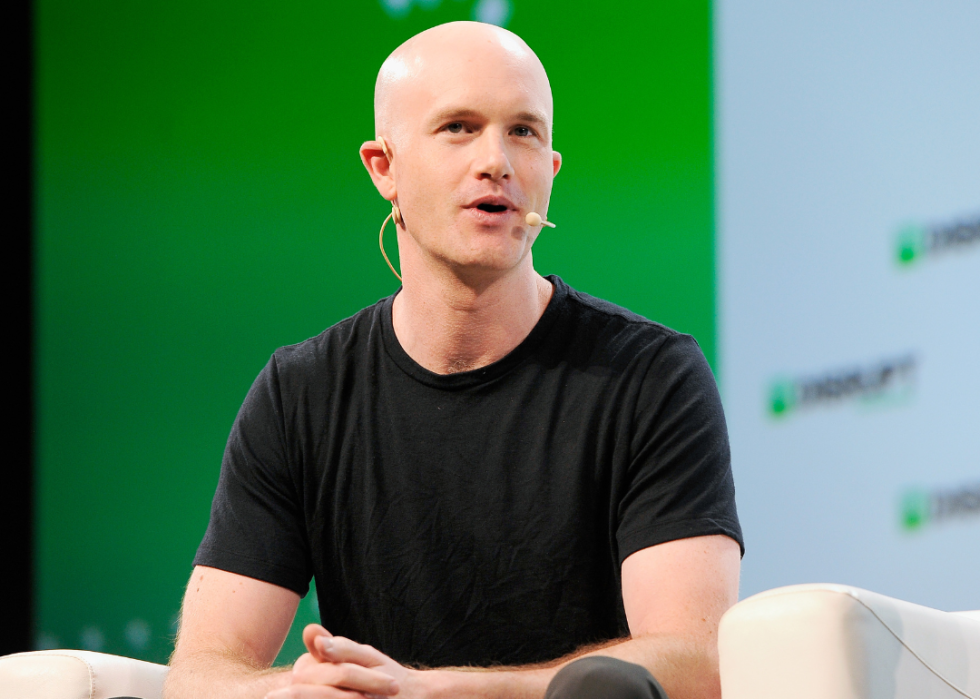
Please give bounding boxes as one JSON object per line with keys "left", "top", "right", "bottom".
{"left": 379, "top": 209, "right": 402, "bottom": 282}
{"left": 377, "top": 135, "right": 403, "bottom": 282}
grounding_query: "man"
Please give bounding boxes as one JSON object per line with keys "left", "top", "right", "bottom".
{"left": 164, "top": 21, "right": 742, "bottom": 699}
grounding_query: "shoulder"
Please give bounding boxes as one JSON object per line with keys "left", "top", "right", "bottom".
{"left": 563, "top": 284, "right": 676, "bottom": 340}
{"left": 551, "top": 277, "right": 704, "bottom": 375}
{"left": 267, "top": 296, "right": 389, "bottom": 385}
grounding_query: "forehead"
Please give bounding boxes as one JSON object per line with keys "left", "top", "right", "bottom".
{"left": 394, "top": 37, "right": 552, "bottom": 127}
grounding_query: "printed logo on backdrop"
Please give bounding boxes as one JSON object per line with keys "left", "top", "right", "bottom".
{"left": 900, "top": 481, "right": 980, "bottom": 532}
{"left": 895, "top": 213, "right": 980, "bottom": 266}
{"left": 380, "top": 0, "right": 513, "bottom": 26}
{"left": 768, "top": 354, "right": 916, "bottom": 419}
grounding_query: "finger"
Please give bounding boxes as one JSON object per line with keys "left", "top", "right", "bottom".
{"left": 265, "top": 685, "right": 367, "bottom": 699}
{"left": 293, "top": 653, "right": 318, "bottom": 672}
{"left": 292, "top": 661, "right": 399, "bottom": 696}
{"left": 319, "top": 636, "right": 392, "bottom": 669}
{"left": 303, "top": 624, "right": 334, "bottom": 661}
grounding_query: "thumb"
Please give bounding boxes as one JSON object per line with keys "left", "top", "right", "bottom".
{"left": 302, "top": 624, "right": 333, "bottom": 662}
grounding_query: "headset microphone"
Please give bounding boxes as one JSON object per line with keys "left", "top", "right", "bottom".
{"left": 377, "top": 137, "right": 403, "bottom": 282}
{"left": 525, "top": 212, "right": 556, "bottom": 228}
{"left": 376, "top": 137, "right": 556, "bottom": 282}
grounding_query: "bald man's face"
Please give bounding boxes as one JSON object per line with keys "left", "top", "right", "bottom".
{"left": 378, "top": 33, "right": 561, "bottom": 279}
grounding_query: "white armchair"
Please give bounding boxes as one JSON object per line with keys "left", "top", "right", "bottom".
{"left": 719, "top": 584, "right": 980, "bottom": 699}
{"left": 0, "top": 649, "right": 167, "bottom": 699}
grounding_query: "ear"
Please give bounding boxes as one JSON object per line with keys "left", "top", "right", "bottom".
{"left": 552, "top": 150, "right": 562, "bottom": 177}
{"left": 360, "top": 139, "right": 397, "bottom": 201}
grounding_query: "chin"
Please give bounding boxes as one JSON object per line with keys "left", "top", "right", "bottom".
{"left": 452, "top": 250, "right": 531, "bottom": 280}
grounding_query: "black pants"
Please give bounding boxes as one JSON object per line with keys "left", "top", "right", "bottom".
{"left": 545, "top": 656, "right": 669, "bottom": 699}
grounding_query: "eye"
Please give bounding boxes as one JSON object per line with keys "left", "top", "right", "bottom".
{"left": 513, "top": 126, "right": 534, "bottom": 137}
{"left": 446, "top": 122, "right": 464, "bottom": 134}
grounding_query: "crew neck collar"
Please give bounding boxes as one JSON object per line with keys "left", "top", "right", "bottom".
{"left": 380, "top": 275, "right": 567, "bottom": 390}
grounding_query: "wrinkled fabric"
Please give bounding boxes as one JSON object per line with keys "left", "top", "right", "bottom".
{"left": 195, "top": 275, "right": 742, "bottom": 667}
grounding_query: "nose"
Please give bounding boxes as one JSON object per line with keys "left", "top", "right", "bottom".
{"left": 473, "top": 128, "right": 514, "bottom": 182}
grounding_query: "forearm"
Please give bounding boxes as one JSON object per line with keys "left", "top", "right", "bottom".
{"left": 419, "top": 665, "right": 552, "bottom": 699}
{"left": 163, "top": 649, "right": 292, "bottom": 699}
{"left": 419, "top": 634, "right": 718, "bottom": 699}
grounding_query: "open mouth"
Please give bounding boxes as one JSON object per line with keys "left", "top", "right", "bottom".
{"left": 476, "top": 203, "right": 509, "bottom": 213}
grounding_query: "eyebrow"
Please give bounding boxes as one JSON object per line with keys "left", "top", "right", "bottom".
{"left": 427, "top": 107, "right": 550, "bottom": 129}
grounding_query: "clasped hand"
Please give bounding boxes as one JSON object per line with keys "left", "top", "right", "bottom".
{"left": 265, "top": 623, "right": 414, "bottom": 698}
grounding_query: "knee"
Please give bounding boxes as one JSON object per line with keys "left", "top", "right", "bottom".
{"left": 545, "top": 656, "right": 668, "bottom": 699}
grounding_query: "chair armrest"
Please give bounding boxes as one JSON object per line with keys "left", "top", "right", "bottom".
{"left": 718, "top": 584, "right": 980, "bottom": 699}
{"left": 0, "top": 649, "right": 168, "bottom": 699}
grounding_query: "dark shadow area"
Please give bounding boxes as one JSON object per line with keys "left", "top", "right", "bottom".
{"left": 3, "top": 0, "right": 35, "bottom": 658}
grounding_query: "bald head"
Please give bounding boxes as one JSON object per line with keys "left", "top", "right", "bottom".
{"left": 374, "top": 22, "right": 553, "bottom": 143}
{"left": 360, "top": 21, "right": 561, "bottom": 283}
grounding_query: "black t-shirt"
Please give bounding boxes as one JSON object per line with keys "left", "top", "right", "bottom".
{"left": 195, "top": 275, "right": 742, "bottom": 667}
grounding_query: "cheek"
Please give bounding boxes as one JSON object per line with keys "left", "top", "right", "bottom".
{"left": 527, "top": 159, "right": 554, "bottom": 200}
{"left": 400, "top": 156, "right": 456, "bottom": 211}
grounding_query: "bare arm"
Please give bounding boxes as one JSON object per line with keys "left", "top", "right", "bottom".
{"left": 165, "top": 566, "right": 403, "bottom": 699}
{"left": 594, "top": 533, "right": 742, "bottom": 698}
{"left": 273, "top": 534, "right": 741, "bottom": 699}
{"left": 431, "top": 533, "right": 740, "bottom": 699}
{"left": 163, "top": 566, "right": 297, "bottom": 699}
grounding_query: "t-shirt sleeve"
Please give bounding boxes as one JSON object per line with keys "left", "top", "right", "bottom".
{"left": 615, "top": 333, "right": 744, "bottom": 563}
{"left": 193, "top": 354, "right": 312, "bottom": 595}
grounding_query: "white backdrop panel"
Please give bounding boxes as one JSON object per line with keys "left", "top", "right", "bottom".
{"left": 716, "top": 0, "right": 980, "bottom": 610}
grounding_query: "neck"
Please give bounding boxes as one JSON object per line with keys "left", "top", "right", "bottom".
{"left": 391, "top": 259, "right": 553, "bottom": 375}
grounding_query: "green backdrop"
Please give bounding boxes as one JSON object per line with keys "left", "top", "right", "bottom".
{"left": 35, "top": 0, "right": 714, "bottom": 664}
